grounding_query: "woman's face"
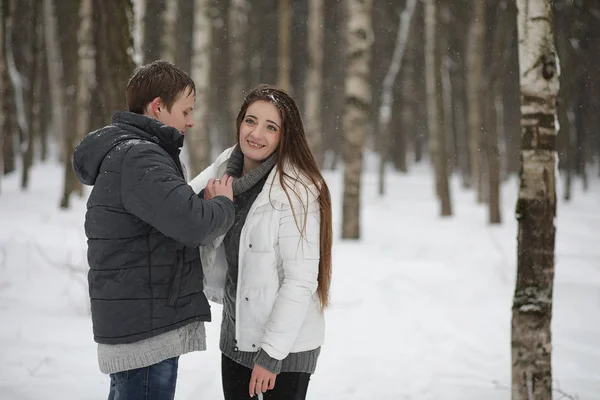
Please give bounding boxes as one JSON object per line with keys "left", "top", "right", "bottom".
{"left": 239, "top": 100, "right": 282, "bottom": 165}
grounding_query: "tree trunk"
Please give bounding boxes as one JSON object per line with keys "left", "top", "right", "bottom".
{"left": 305, "top": 0, "right": 324, "bottom": 167}
{"left": 38, "top": 41, "right": 49, "bottom": 162}
{"left": 377, "top": 0, "right": 417, "bottom": 195}
{"left": 412, "top": 4, "right": 426, "bottom": 164}
{"left": 141, "top": 0, "right": 164, "bottom": 63}
{"left": 187, "top": 0, "right": 211, "bottom": 177}
{"left": 290, "top": 0, "right": 308, "bottom": 110}
{"left": 504, "top": 27, "right": 521, "bottom": 177}
{"left": 209, "top": 0, "right": 231, "bottom": 151}
{"left": 43, "top": 0, "right": 65, "bottom": 154}
{"left": 511, "top": 1, "right": 559, "bottom": 398}
{"left": 57, "top": 0, "right": 82, "bottom": 201}
{"left": 72, "top": 0, "right": 94, "bottom": 191}
{"left": 466, "top": 0, "right": 484, "bottom": 201}
{"left": 323, "top": 0, "right": 346, "bottom": 170}
{"left": 394, "top": 13, "right": 417, "bottom": 173}
{"left": 278, "top": 0, "right": 291, "bottom": 92}
{"left": 0, "top": 0, "right": 4, "bottom": 192}
{"left": 370, "top": 0, "right": 396, "bottom": 152}
{"left": 161, "top": 0, "right": 177, "bottom": 63}
{"left": 21, "top": 0, "right": 42, "bottom": 190}
{"left": 425, "top": 0, "right": 452, "bottom": 216}
{"left": 342, "top": 0, "right": 372, "bottom": 239}
{"left": 175, "top": 0, "right": 194, "bottom": 74}
{"left": 228, "top": 0, "right": 247, "bottom": 147}
{"left": 2, "top": 0, "right": 16, "bottom": 177}
{"left": 93, "top": 0, "right": 135, "bottom": 126}
{"left": 485, "top": 0, "right": 515, "bottom": 224}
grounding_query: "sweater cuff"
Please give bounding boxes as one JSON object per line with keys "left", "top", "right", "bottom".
{"left": 253, "top": 349, "right": 282, "bottom": 374}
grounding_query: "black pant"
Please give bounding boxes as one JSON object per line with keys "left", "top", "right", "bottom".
{"left": 221, "top": 354, "right": 311, "bottom": 400}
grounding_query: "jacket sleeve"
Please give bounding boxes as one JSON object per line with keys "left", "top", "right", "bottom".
{"left": 260, "top": 192, "right": 321, "bottom": 361}
{"left": 120, "top": 143, "right": 235, "bottom": 248}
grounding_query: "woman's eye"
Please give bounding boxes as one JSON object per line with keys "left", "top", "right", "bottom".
{"left": 245, "top": 118, "right": 255, "bottom": 125}
{"left": 267, "top": 125, "right": 277, "bottom": 132}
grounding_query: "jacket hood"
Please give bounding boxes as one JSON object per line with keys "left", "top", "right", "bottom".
{"left": 73, "top": 111, "right": 184, "bottom": 186}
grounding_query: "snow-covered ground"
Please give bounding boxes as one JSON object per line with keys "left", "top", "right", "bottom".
{"left": 1, "top": 158, "right": 599, "bottom": 399}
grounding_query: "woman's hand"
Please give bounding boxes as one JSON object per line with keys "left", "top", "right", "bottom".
{"left": 249, "top": 364, "right": 276, "bottom": 397}
{"left": 203, "top": 174, "right": 233, "bottom": 201}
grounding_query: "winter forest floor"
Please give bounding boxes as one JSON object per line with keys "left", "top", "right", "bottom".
{"left": 0, "top": 156, "right": 599, "bottom": 400}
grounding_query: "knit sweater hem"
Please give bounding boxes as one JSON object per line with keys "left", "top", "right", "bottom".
{"left": 98, "top": 321, "right": 206, "bottom": 374}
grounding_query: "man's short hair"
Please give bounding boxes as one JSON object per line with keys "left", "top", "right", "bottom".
{"left": 126, "top": 60, "right": 196, "bottom": 114}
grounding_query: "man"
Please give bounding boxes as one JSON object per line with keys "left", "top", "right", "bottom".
{"left": 73, "top": 60, "right": 234, "bottom": 399}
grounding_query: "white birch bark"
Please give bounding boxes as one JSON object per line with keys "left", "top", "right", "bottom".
{"left": 132, "top": 0, "right": 145, "bottom": 65}
{"left": 161, "top": 0, "right": 178, "bottom": 63}
{"left": 187, "top": 0, "right": 211, "bottom": 176}
{"left": 466, "top": 0, "right": 484, "bottom": 201}
{"left": 511, "top": 0, "right": 559, "bottom": 398}
{"left": 341, "top": 0, "right": 373, "bottom": 239}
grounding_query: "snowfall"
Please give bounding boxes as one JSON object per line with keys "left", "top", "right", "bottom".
{"left": 0, "top": 155, "right": 599, "bottom": 400}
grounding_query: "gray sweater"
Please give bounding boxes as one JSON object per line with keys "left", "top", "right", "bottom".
{"left": 98, "top": 321, "right": 206, "bottom": 374}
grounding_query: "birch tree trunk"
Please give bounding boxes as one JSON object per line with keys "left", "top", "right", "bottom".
{"left": 161, "top": 0, "right": 178, "bottom": 63}
{"left": 187, "top": 0, "right": 211, "bottom": 177}
{"left": 228, "top": 0, "right": 247, "bottom": 147}
{"left": 466, "top": 0, "right": 484, "bottom": 201}
{"left": 377, "top": 0, "right": 417, "bottom": 195}
{"left": 132, "top": 0, "right": 144, "bottom": 65}
{"left": 278, "top": 0, "right": 291, "bottom": 92}
{"left": 511, "top": 1, "right": 559, "bottom": 398}
{"left": 342, "top": 0, "right": 373, "bottom": 239}
{"left": 21, "top": 0, "right": 42, "bottom": 189}
{"left": 43, "top": 0, "right": 65, "bottom": 154}
{"left": 305, "top": 0, "right": 324, "bottom": 167}
{"left": 425, "top": 0, "right": 452, "bottom": 217}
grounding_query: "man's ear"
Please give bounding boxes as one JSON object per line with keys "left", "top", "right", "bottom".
{"left": 150, "top": 97, "right": 162, "bottom": 116}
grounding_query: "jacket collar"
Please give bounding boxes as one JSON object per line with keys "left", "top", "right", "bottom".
{"left": 111, "top": 111, "right": 184, "bottom": 150}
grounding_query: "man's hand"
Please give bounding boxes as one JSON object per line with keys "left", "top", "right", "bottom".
{"left": 204, "top": 174, "right": 233, "bottom": 201}
{"left": 249, "top": 364, "right": 276, "bottom": 397}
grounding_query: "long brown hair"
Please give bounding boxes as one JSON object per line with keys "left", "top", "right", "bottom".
{"left": 235, "top": 84, "right": 333, "bottom": 309}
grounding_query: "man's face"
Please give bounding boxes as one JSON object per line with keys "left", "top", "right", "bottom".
{"left": 156, "top": 88, "right": 195, "bottom": 134}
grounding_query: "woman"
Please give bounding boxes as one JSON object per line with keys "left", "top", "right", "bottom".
{"left": 189, "top": 85, "right": 332, "bottom": 399}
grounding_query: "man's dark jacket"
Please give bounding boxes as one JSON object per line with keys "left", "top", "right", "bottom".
{"left": 73, "top": 111, "right": 234, "bottom": 345}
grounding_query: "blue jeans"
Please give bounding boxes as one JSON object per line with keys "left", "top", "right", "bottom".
{"left": 107, "top": 357, "right": 179, "bottom": 400}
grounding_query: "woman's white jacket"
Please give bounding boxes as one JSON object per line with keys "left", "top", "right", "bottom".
{"left": 189, "top": 147, "right": 325, "bottom": 360}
